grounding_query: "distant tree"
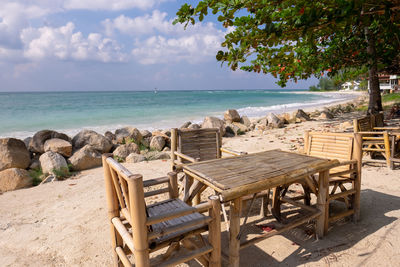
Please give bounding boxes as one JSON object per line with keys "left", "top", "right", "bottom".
{"left": 175, "top": 0, "right": 400, "bottom": 113}
{"left": 309, "top": 77, "right": 337, "bottom": 91}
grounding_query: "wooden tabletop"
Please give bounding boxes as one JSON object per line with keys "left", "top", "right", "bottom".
{"left": 183, "top": 149, "right": 339, "bottom": 201}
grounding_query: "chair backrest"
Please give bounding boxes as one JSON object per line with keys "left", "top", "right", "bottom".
{"left": 304, "top": 131, "right": 362, "bottom": 174}
{"left": 353, "top": 116, "right": 372, "bottom": 132}
{"left": 171, "top": 128, "right": 222, "bottom": 164}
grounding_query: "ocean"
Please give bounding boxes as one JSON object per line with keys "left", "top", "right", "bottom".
{"left": 0, "top": 90, "right": 354, "bottom": 139}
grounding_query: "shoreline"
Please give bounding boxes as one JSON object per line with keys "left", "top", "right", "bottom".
{"left": 1, "top": 91, "right": 365, "bottom": 140}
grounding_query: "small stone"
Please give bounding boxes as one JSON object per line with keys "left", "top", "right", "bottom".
{"left": 125, "top": 153, "right": 146, "bottom": 163}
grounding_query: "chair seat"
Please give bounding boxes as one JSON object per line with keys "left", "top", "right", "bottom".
{"left": 147, "top": 199, "right": 208, "bottom": 245}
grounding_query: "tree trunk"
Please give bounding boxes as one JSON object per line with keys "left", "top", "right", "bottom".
{"left": 365, "top": 27, "right": 383, "bottom": 114}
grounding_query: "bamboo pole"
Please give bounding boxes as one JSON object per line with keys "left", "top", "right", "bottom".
{"left": 216, "top": 131, "right": 222, "bottom": 159}
{"left": 316, "top": 170, "right": 329, "bottom": 237}
{"left": 304, "top": 131, "right": 310, "bottom": 155}
{"left": 128, "top": 174, "right": 150, "bottom": 267}
{"left": 102, "top": 154, "right": 123, "bottom": 267}
{"left": 229, "top": 198, "right": 241, "bottom": 267}
{"left": 171, "top": 128, "right": 178, "bottom": 171}
{"left": 115, "top": 247, "right": 131, "bottom": 267}
{"left": 353, "top": 133, "right": 362, "bottom": 221}
{"left": 384, "top": 131, "right": 391, "bottom": 166}
{"left": 208, "top": 195, "right": 221, "bottom": 267}
{"left": 168, "top": 172, "right": 179, "bottom": 199}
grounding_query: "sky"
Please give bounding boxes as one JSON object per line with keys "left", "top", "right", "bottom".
{"left": 0, "top": 0, "right": 318, "bottom": 92}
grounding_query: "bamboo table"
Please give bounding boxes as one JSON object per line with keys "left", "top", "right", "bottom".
{"left": 183, "top": 149, "right": 339, "bottom": 267}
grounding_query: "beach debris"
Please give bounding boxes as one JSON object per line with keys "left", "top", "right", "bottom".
{"left": 44, "top": 138, "right": 72, "bottom": 157}
{"left": 72, "top": 129, "right": 112, "bottom": 153}
{"left": 0, "top": 138, "right": 31, "bottom": 172}
{"left": 126, "top": 153, "right": 146, "bottom": 163}
{"left": 40, "top": 174, "right": 57, "bottom": 184}
{"left": 150, "top": 136, "right": 166, "bottom": 151}
{"left": 224, "top": 109, "right": 241, "bottom": 123}
{"left": 293, "top": 109, "right": 311, "bottom": 122}
{"left": 0, "top": 168, "right": 32, "bottom": 192}
{"left": 115, "top": 127, "right": 142, "bottom": 145}
{"left": 68, "top": 145, "right": 102, "bottom": 171}
{"left": 267, "top": 113, "right": 284, "bottom": 128}
{"left": 113, "top": 143, "right": 140, "bottom": 159}
{"left": 240, "top": 115, "right": 251, "bottom": 127}
{"left": 39, "top": 151, "right": 68, "bottom": 175}
{"left": 29, "top": 130, "right": 71, "bottom": 154}
{"left": 202, "top": 116, "right": 226, "bottom": 136}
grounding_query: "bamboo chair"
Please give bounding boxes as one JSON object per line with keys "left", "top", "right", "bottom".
{"left": 102, "top": 154, "right": 221, "bottom": 267}
{"left": 353, "top": 116, "right": 394, "bottom": 166}
{"left": 272, "top": 132, "right": 362, "bottom": 234}
{"left": 390, "top": 134, "right": 400, "bottom": 169}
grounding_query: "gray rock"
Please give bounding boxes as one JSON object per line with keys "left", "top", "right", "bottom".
{"left": 267, "top": 113, "right": 284, "bottom": 128}
{"left": 113, "top": 143, "right": 140, "bottom": 159}
{"left": 0, "top": 168, "right": 32, "bottom": 192}
{"left": 68, "top": 145, "right": 102, "bottom": 171}
{"left": 104, "top": 131, "right": 115, "bottom": 141}
{"left": 115, "top": 127, "right": 142, "bottom": 144}
{"left": 29, "top": 156, "right": 40, "bottom": 170}
{"left": 202, "top": 116, "right": 226, "bottom": 136}
{"left": 150, "top": 136, "right": 166, "bottom": 151}
{"left": 39, "top": 151, "right": 68, "bottom": 175}
{"left": 240, "top": 116, "right": 251, "bottom": 127}
{"left": 140, "top": 130, "right": 152, "bottom": 138}
{"left": 318, "top": 111, "right": 334, "bottom": 120}
{"left": 188, "top": 123, "right": 201, "bottom": 130}
{"left": 140, "top": 137, "right": 151, "bottom": 148}
{"left": 29, "top": 130, "right": 70, "bottom": 153}
{"left": 225, "top": 124, "right": 240, "bottom": 137}
{"left": 162, "top": 146, "right": 171, "bottom": 152}
{"left": 293, "top": 109, "right": 311, "bottom": 122}
{"left": 162, "top": 130, "right": 171, "bottom": 137}
{"left": 0, "top": 138, "right": 31, "bottom": 172}
{"left": 144, "top": 151, "right": 171, "bottom": 161}
{"left": 232, "top": 122, "right": 248, "bottom": 133}
{"left": 125, "top": 153, "right": 146, "bottom": 163}
{"left": 44, "top": 138, "right": 72, "bottom": 157}
{"left": 224, "top": 109, "right": 241, "bottom": 123}
{"left": 23, "top": 137, "right": 32, "bottom": 149}
{"left": 72, "top": 130, "right": 112, "bottom": 153}
{"left": 180, "top": 121, "right": 192, "bottom": 129}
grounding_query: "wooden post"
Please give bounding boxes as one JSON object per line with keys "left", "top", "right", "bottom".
{"left": 208, "top": 195, "right": 221, "bottom": 267}
{"left": 171, "top": 128, "right": 178, "bottom": 171}
{"left": 168, "top": 172, "right": 178, "bottom": 199}
{"left": 304, "top": 131, "right": 310, "bottom": 154}
{"left": 229, "top": 198, "right": 241, "bottom": 267}
{"left": 383, "top": 131, "right": 391, "bottom": 167}
{"left": 260, "top": 189, "right": 270, "bottom": 218}
{"left": 353, "top": 133, "right": 363, "bottom": 221}
{"left": 102, "top": 154, "right": 123, "bottom": 267}
{"left": 128, "top": 174, "right": 150, "bottom": 267}
{"left": 316, "top": 170, "right": 329, "bottom": 237}
{"left": 216, "top": 130, "right": 221, "bottom": 159}
{"left": 353, "top": 119, "right": 359, "bottom": 133}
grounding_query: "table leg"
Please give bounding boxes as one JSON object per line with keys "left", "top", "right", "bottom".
{"left": 316, "top": 170, "right": 329, "bottom": 237}
{"left": 229, "top": 198, "right": 241, "bottom": 267}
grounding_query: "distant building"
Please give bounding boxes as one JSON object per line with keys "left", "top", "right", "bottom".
{"left": 377, "top": 74, "right": 400, "bottom": 91}
{"left": 341, "top": 81, "right": 361, "bottom": 91}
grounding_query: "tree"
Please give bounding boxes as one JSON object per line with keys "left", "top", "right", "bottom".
{"left": 175, "top": 0, "right": 400, "bottom": 113}
{"left": 309, "top": 77, "right": 337, "bottom": 91}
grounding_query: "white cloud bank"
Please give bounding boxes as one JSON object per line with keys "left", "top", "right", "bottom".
{"left": 64, "top": 0, "right": 159, "bottom": 11}
{"left": 21, "top": 23, "right": 127, "bottom": 62}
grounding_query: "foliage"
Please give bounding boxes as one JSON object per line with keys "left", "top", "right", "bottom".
{"left": 113, "top": 155, "right": 124, "bottom": 163}
{"left": 175, "top": 0, "right": 400, "bottom": 110}
{"left": 52, "top": 167, "right": 71, "bottom": 179}
{"left": 309, "top": 77, "right": 337, "bottom": 91}
{"left": 29, "top": 168, "right": 44, "bottom": 186}
{"left": 382, "top": 92, "right": 400, "bottom": 102}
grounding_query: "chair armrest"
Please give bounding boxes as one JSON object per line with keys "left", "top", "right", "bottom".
{"left": 146, "top": 205, "right": 198, "bottom": 226}
{"left": 220, "top": 147, "right": 247, "bottom": 156}
{"left": 373, "top": 127, "right": 400, "bottom": 130}
{"left": 174, "top": 151, "right": 199, "bottom": 162}
{"left": 143, "top": 176, "right": 170, "bottom": 187}
{"left": 357, "top": 131, "right": 386, "bottom": 135}
{"left": 337, "top": 159, "right": 358, "bottom": 166}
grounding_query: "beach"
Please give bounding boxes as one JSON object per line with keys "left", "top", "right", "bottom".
{"left": 1, "top": 91, "right": 400, "bottom": 266}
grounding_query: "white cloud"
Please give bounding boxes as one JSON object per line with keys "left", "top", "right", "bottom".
{"left": 64, "top": 0, "right": 158, "bottom": 11}
{"left": 21, "top": 22, "right": 127, "bottom": 62}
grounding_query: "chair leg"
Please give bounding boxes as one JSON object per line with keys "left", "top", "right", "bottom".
{"left": 260, "top": 189, "right": 271, "bottom": 218}
{"left": 271, "top": 187, "right": 282, "bottom": 222}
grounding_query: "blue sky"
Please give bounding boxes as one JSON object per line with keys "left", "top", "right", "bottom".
{"left": 0, "top": 0, "right": 317, "bottom": 92}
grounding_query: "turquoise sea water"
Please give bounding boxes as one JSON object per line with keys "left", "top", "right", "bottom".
{"left": 0, "top": 90, "right": 353, "bottom": 138}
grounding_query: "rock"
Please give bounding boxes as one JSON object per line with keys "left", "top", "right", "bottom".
{"left": 0, "top": 138, "right": 31, "bottom": 172}
{"left": 39, "top": 151, "right": 68, "bottom": 175}
{"left": 0, "top": 168, "right": 32, "bottom": 192}
{"left": 225, "top": 124, "right": 240, "bottom": 137}
{"left": 277, "top": 115, "right": 289, "bottom": 125}
{"left": 126, "top": 153, "right": 146, "bottom": 163}
{"left": 29, "top": 130, "right": 70, "bottom": 153}
{"left": 232, "top": 122, "right": 248, "bottom": 133}
{"left": 29, "top": 156, "right": 40, "bottom": 170}
{"left": 281, "top": 113, "right": 292, "bottom": 122}
{"left": 180, "top": 121, "right": 192, "bottom": 129}
{"left": 188, "top": 123, "right": 201, "bottom": 130}
{"left": 240, "top": 116, "right": 251, "bottom": 127}
{"left": 163, "top": 147, "right": 170, "bottom": 152}
{"left": 23, "top": 137, "right": 32, "bottom": 149}
{"left": 113, "top": 143, "right": 140, "bottom": 159}
{"left": 318, "top": 111, "right": 334, "bottom": 120}
{"left": 72, "top": 130, "right": 112, "bottom": 153}
{"left": 339, "top": 121, "right": 353, "bottom": 130}
{"left": 152, "top": 131, "right": 170, "bottom": 140}
{"left": 202, "top": 116, "right": 226, "bottom": 136}
{"left": 115, "top": 127, "right": 142, "bottom": 144}
{"left": 162, "top": 130, "right": 171, "bottom": 137}
{"left": 140, "top": 130, "right": 152, "bottom": 138}
{"left": 267, "top": 113, "right": 284, "bottom": 128}
{"left": 68, "top": 145, "right": 102, "bottom": 171}
{"left": 104, "top": 131, "right": 115, "bottom": 141}
{"left": 44, "top": 138, "right": 72, "bottom": 157}
{"left": 144, "top": 151, "right": 171, "bottom": 161}
{"left": 150, "top": 136, "right": 166, "bottom": 151}
{"left": 224, "top": 109, "right": 241, "bottom": 123}
{"left": 141, "top": 137, "right": 151, "bottom": 148}
{"left": 255, "top": 117, "right": 268, "bottom": 131}
{"left": 293, "top": 109, "right": 311, "bottom": 122}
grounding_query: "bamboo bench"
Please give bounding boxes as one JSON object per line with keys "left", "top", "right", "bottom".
{"left": 102, "top": 154, "right": 221, "bottom": 267}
